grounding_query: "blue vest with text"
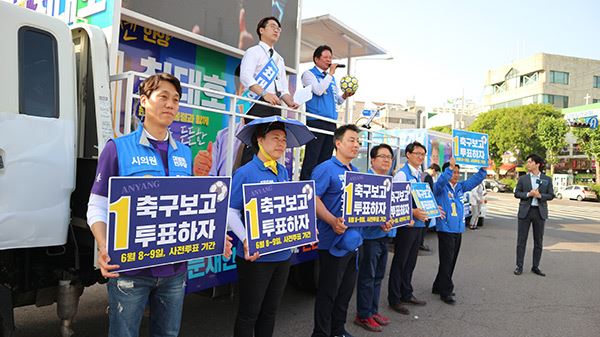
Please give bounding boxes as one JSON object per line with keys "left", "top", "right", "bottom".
{"left": 305, "top": 67, "right": 338, "bottom": 120}
{"left": 113, "top": 127, "right": 192, "bottom": 177}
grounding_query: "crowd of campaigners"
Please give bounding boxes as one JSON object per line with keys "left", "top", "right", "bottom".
{"left": 84, "top": 15, "right": 537, "bottom": 337}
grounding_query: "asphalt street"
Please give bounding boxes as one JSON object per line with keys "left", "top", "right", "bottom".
{"left": 13, "top": 192, "right": 600, "bottom": 337}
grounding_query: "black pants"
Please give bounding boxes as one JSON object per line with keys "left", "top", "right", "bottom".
{"left": 432, "top": 232, "right": 462, "bottom": 297}
{"left": 516, "top": 207, "right": 545, "bottom": 269}
{"left": 387, "top": 226, "right": 422, "bottom": 305}
{"left": 300, "top": 120, "right": 337, "bottom": 181}
{"left": 234, "top": 257, "right": 290, "bottom": 337}
{"left": 240, "top": 100, "right": 282, "bottom": 166}
{"left": 312, "top": 250, "right": 357, "bottom": 337}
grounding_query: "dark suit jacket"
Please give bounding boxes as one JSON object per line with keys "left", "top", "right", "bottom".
{"left": 514, "top": 173, "right": 555, "bottom": 220}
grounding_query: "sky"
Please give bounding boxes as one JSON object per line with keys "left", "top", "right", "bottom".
{"left": 300, "top": 0, "right": 600, "bottom": 109}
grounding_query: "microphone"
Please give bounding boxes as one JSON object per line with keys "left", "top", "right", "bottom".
{"left": 335, "top": 64, "right": 346, "bottom": 68}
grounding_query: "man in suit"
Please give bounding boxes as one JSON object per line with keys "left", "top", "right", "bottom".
{"left": 514, "top": 154, "right": 555, "bottom": 277}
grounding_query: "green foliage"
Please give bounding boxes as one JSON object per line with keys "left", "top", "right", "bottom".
{"left": 572, "top": 127, "right": 600, "bottom": 182}
{"left": 538, "top": 116, "right": 569, "bottom": 167}
{"left": 469, "top": 104, "right": 561, "bottom": 164}
{"left": 430, "top": 125, "right": 452, "bottom": 134}
{"left": 587, "top": 184, "right": 600, "bottom": 200}
{"left": 500, "top": 178, "right": 516, "bottom": 191}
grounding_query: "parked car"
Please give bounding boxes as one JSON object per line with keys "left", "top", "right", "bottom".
{"left": 483, "top": 179, "right": 510, "bottom": 193}
{"left": 556, "top": 185, "right": 598, "bottom": 201}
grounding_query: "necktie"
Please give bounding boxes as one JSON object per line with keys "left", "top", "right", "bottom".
{"left": 268, "top": 48, "right": 279, "bottom": 95}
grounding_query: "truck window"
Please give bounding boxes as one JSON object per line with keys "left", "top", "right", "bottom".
{"left": 18, "top": 26, "right": 59, "bottom": 118}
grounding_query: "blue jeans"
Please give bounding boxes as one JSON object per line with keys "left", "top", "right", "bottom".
{"left": 107, "top": 272, "right": 186, "bottom": 337}
{"left": 356, "top": 238, "right": 388, "bottom": 319}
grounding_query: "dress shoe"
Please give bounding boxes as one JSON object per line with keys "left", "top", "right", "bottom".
{"left": 401, "top": 296, "right": 427, "bottom": 306}
{"left": 441, "top": 295, "right": 456, "bottom": 305}
{"left": 514, "top": 267, "right": 523, "bottom": 275}
{"left": 333, "top": 331, "right": 355, "bottom": 337}
{"left": 419, "top": 244, "right": 431, "bottom": 252}
{"left": 389, "top": 303, "right": 410, "bottom": 315}
{"left": 531, "top": 267, "right": 546, "bottom": 277}
{"left": 372, "top": 313, "right": 390, "bottom": 326}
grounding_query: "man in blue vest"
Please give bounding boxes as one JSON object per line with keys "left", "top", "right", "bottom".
{"left": 86, "top": 73, "right": 232, "bottom": 337}
{"left": 300, "top": 45, "right": 354, "bottom": 181}
{"left": 432, "top": 158, "right": 486, "bottom": 304}
{"left": 388, "top": 141, "right": 430, "bottom": 314}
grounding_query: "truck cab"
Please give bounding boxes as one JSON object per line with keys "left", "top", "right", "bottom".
{"left": 0, "top": 3, "right": 112, "bottom": 336}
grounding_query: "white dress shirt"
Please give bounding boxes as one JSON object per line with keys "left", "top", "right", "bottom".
{"left": 530, "top": 172, "right": 541, "bottom": 206}
{"left": 240, "top": 41, "right": 290, "bottom": 96}
{"left": 301, "top": 66, "right": 345, "bottom": 104}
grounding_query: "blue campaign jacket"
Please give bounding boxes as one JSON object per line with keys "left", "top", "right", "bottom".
{"left": 113, "top": 126, "right": 192, "bottom": 177}
{"left": 305, "top": 66, "right": 338, "bottom": 120}
{"left": 433, "top": 167, "right": 486, "bottom": 233}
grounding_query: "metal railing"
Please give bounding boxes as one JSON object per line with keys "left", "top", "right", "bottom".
{"left": 110, "top": 71, "right": 406, "bottom": 178}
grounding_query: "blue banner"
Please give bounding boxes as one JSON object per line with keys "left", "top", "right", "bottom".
{"left": 107, "top": 176, "right": 231, "bottom": 272}
{"left": 410, "top": 182, "right": 441, "bottom": 218}
{"left": 243, "top": 181, "right": 317, "bottom": 256}
{"left": 452, "top": 130, "right": 489, "bottom": 167}
{"left": 343, "top": 172, "right": 392, "bottom": 227}
{"left": 390, "top": 182, "right": 412, "bottom": 228}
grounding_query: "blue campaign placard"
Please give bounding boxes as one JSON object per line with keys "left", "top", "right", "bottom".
{"left": 343, "top": 172, "right": 392, "bottom": 227}
{"left": 243, "top": 181, "right": 318, "bottom": 256}
{"left": 391, "top": 182, "right": 412, "bottom": 228}
{"left": 410, "top": 182, "right": 442, "bottom": 218}
{"left": 107, "top": 176, "right": 231, "bottom": 272}
{"left": 452, "top": 130, "right": 489, "bottom": 167}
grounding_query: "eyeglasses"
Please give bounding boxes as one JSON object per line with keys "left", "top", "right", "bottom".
{"left": 266, "top": 24, "right": 282, "bottom": 32}
{"left": 410, "top": 152, "right": 426, "bottom": 157}
{"left": 375, "top": 155, "right": 393, "bottom": 160}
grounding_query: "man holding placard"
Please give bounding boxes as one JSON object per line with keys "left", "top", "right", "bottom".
{"left": 354, "top": 144, "right": 394, "bottom": 332}
{"left": 388, "top": 141, "right": 430, "bottom": 314}
{"left": 311, "top": 124, "right": 362, "bottom": 337}
{"left": 432, "top": 157, "right": 487, "bottom": 304}
{"left": 86, "top": 74, "right": 233, "bottom": 337}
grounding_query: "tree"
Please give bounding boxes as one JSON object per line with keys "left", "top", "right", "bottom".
{"left": 538, "top": 116, "right": 568, "bottom": 175}
{"left": 572, "top": 127, "right": 600, "bottom": 183}
{"left": 429, "top": 125, "right": 452, "bottom": 134}
{"left": 468, "top": 104, "right": 561, "bottom": 165}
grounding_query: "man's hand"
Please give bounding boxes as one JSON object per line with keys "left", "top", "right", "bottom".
{"left": 263, "top": 92, "right": 281, "bottom": 106}
{"left": 380, "top": 219, "right": 393, "bottom": 232}
{"left": 449, "top": 157, "right": 456, "bottom": 170}
{"left": 97, "top": 247, "right": 120, "bottom": 278}
{"left": 342, "top": 91, "right": 355, "bottom": 100}
{"left": 243, "top": 239, "right": 260, "bottom": 262}
{"left": 193, "top": 142, "right": 212, "bottom": 176}
{"left": 223, "top": 235, "right": 233, "bottom": 259}
{"left": 528, "top": 189, "right": 541, "bottom": 198}
{"left": 332, "top": 217, "right": 347, "bottom": 235}
{"left": 438, "top": 206, "right": 446, "bottom": 219}
{"left": 413, "top": 208, "right": 429, "bottom": 222}
{"left": 328, "top": 63, "right": 338, "bottom": 75}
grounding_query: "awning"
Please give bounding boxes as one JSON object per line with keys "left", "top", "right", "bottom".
{"left": 300, "top": 15, "right": 387, "bottom": 64}
{"left": 499, "top": 163, "right": 517, "bottom": 175}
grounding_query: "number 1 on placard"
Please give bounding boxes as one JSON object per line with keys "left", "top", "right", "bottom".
{"left": 109, "top": 196, "right": 131, "bottom": 251}
{"left": 344, "top": 183, "right": 354, "bottom": 215}
{"left": 245, "top": 198, "right": 260, "bottom": 240}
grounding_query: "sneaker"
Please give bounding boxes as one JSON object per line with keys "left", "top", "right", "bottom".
{"left": 372, "top": 313, "right": 390, "bottom": 326}
{"left": 354, "top": 316, "right": 383, "bottom": 332}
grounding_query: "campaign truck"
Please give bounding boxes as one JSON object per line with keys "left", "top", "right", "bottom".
{"left": 0, "top": 1, "right": 324, "bottom": 336}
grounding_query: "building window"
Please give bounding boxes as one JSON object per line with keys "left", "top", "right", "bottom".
{"left": 593, "top": 99, "right": 600, "bottom": 104}
{"left": 549, "top": 70, "right": 569, "bottom": 85}
{"left": 520, "top": 72, "right": 539, "bottom": 87}
{"left": 18, "top": 27, "right": 59, "bottom": 118}
{"left": 543, "top": 94, "right": 569, "bottom": 108}
{"left": 400, "top": 118, "right": 416, "bottom": 125}
{"left": 594, "top": 76, "right": 600, "bottom": 88}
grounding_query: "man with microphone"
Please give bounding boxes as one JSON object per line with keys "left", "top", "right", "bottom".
{"left": 300, "top": 45, "right": 354, "bottom": 181}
